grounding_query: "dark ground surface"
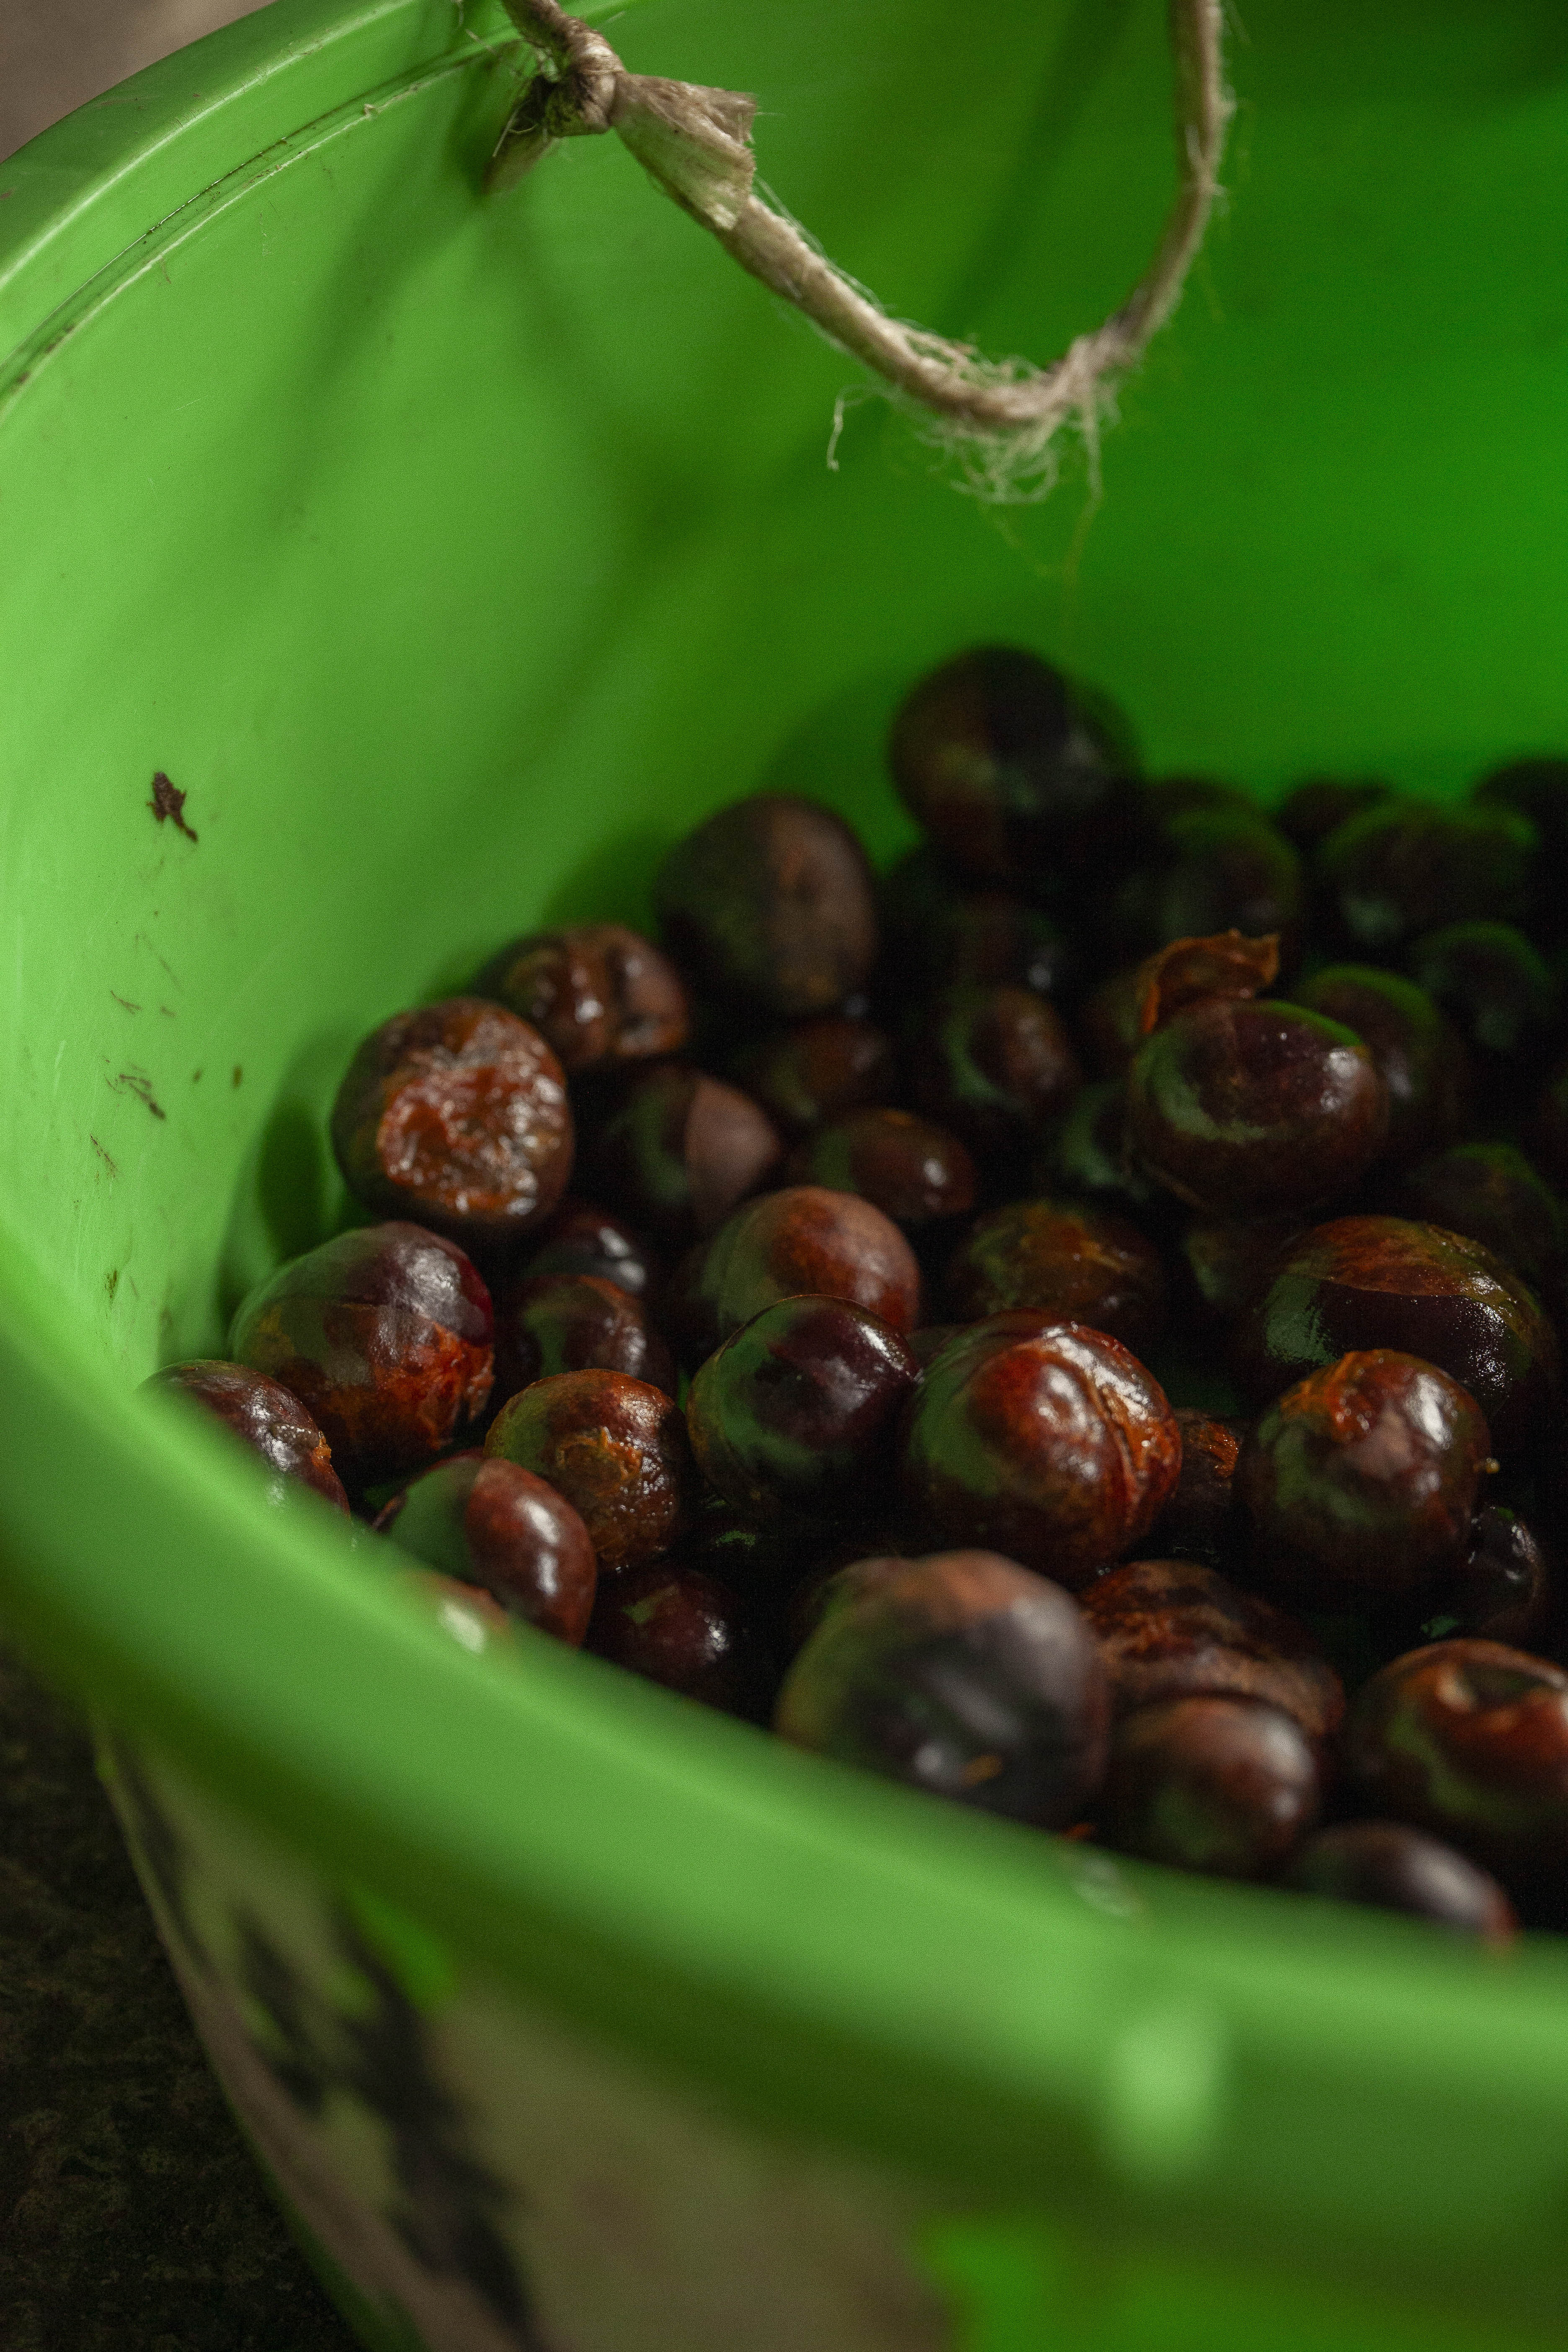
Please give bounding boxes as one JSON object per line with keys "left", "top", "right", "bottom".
{"left": 0, "top": 1642, "right": 359, "bottom": 2352}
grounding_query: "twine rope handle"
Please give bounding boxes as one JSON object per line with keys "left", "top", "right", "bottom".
{"left": 490, "top": 0, "right": 1231, "bottom": 500}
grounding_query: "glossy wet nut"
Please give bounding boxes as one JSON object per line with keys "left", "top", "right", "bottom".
{"left": 787, "top": 1108, "right": 977, "bottom": 1228}
{"left": 375, "top": 1455, "right": 597, "bottom": 1644}
{"left": 909, "top": 983, "right": 1081, "bottom": 1166}
{"left": 1405, "top": 921, "right": 1559, "bottom": 1089}
{"left": 1081, "top": 1558, "right": 1343, "bottom": 1742}
{"left": 1126, "top": 998, "right": 1387, "bottom": 1217}
{"left": 1179, "top": 1215, "right": 1302, "bottom": 1325}
{"left": 730, "top": 1016, "right": 898, "bottom": 1137}
{"left": 1282, "top": 1821, "right": 1517, "bottom": 1941}
{"left": 490, "top": 1272, "right": 676, "bottom": 1412}
{"left": 1108, "top": 812, "right": 1303, "bottom": 965}
{"left": 145, "top": 1360, "right": 349, "bottom": 1513}
{"left": 900, "top": 1317, "right": 1181, "bottom": 1587}
{"left": 1345, "top": 1638, "right": 1568, "bottom": 1880}
{"left": 330, "top": 997, "right": 573, "bottom": 1250}
{"left": 1234, "top": 1215, "right": 1561, "bottom": 1454}
{"left": 888, "top": 645, "right": 1143, "bottom": 887}
{"left": 671, "top": 1185, "right": 922, "bottom": 1366}
{"left": 1142, "top": 1412, "right": 1245, "bottom": 1571}
{"left": 1316, "top": 797, "right": 1537, "bottom": 954}
{"left": 485, "top": 1369, "right": 696, "bottom": 1570}
{"left": 230, "top": 1222, "right": 493, "bottom": 1489}
{"left": 943, "top": 1197, "right": 1166, "bottom": 1352}
{"left": 1437, "top": 1506, "right": 1558, "bottom": 1652}
{"left": 518, "top": 1196, "right": 662, "bottom": 1300}
{"left": 775, "top": 1550, "right": 1110, "bottom": 1826}
{"left": 586, "top": 1560, "right": 771, "bottom": 1718}
{"left": 1096, "top": 1696, "right": 1320, "bottom": 1876}
{"left": 584, "top": 1060, "right": 781, "bottom": 1247}
{"left": 1274, "top": 777, "right": 1396, "bottom": 856}
{"left": 687, "top": 1296, "right": 918, "bottom": 1523}
{"left": 1235, "top": 1350, "right": 1491, "bottom": 1605}
{"left": 475, "top": 922, "right": 689, "bottom": 1072}
{"left": 1293, "top": 966, "right": 1469, "bottom": 1165}
{"left": 1388, "top": 1142, "right": 1567, "bottom": 1309}
{"left": 653, "top": 793, "right": 879, "bottom": 1019}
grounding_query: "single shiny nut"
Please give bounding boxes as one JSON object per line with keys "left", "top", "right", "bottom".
{"left": 654, "top": 794, "right": 878, "bottom": 1019}
{"left": 1282, "top": 1821, "right": 1517, "bottom": 1942}
{"left": 476, "top": 922, "right": 689, "bottom": 1071}
{"left": 787, "top": 1108, "right": 977, "bottom": 1229}
{"left": 775, "top": 1550, "right": 1110, "bottom": 1827}
{"left": 671, "top": 1185, "right": 922, "bottom": 1366}
{"left": 1096, "top": 1696, "right": 1320, "bottom": 1877}
{"left": 583, "top": 1060, "right": 782, "bottom": 1248}
{"left": 144, "top": 1360, "right": 348, "bottom": 1513}
{"left": 230, "top": 1222, "right": 493, "bottom": 1489}
{"left": 485, "top": 1368, "right": 696, "bottom": 1570}
{"left": 376, "top": 1454, "right": 597, "bottom": 1644}
{"left": 587, "top": 1560, "right": 772, "bottom": 1718}
{"left": 943, "top": 1197, "right": 1166, "bottom": 1352}
{"left": 1235, "top": 1350, "right": 1492, "bottom": 1604}
{"left": 330, "top": 996, "right": 573, "bottom": 1250}
{"left": 490, "top": 1271, "right": 676, "bottom": 1413}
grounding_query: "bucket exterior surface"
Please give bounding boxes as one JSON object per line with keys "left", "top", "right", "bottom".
{"left": 2, "top": 2, "right": 1568, "bottom": 2346}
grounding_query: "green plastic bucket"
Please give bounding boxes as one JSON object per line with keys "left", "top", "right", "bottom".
{"left": 3, "top": 3, "right": 1568, "bottom": 2345}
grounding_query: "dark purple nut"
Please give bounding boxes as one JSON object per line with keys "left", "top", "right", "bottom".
{"left": 1126, "top": 999, "right": 1387, "bottom": 1217}
{"left": 1293, "top": 966, "right": 1470, "bottom": 1166}
{"left": 230, "top": 1223, "right": 494, "bottom": 1489}
{"left": 1081, "top": 1558, "right": 1343, "bottom": 1742}
{"left": 910, "top": 983, "right": 1082, "bottom": 1167}
{"left": 1179, "top": 1215, "right": 1303, "bottom": 1326}
{"left": 330, "top": 998, "right": 573, "bottom": 1252}
{"left": 490, "top": 1272, "right": 676, "bottom": 1412}
{"left": 411, "top": 1571, "right": 519, "bottom": 1656}
{"left": 1143, "top": 1412, "right": 1245, "bottom": 1571}
{"left": 1274, "top": 777, "right": 1396, "bottom": 857}
{"left": 1095, "top": 1695, "right": 1320, "bottom": 1876}
{"left": 1235, "top": 1350, "right": 1492, "bottom": 1606}
{"left": 586, "top": 1560, "right": 771, "bottom": 1718}
{"left": 1233, "top": 1215, "right": 1561, "bottom": 1454}
{"left": 485, "top": 1369, "right": 696, "bottom": 1571}
{"left": 775, "top": 1549, "right": 1110, "bottom": 1826}
{"left": 879, "top": 850, "right": 1078, "bottom": 1001}
{"left": 888, "top": 646, "right": 1144, "bottom": 888}
{"left": 686, "top": 1296, "right": 918, "bottom": 1524}
{"left": 901, "top": 1317, "right": 1181, "bottom": 1588}
{"left": 1387, "top": 1143, "right": 1567, "bottom": 1311}
{"left": 787, "top": 1109, "right": 977, "bottom": 1229}
{"left": 1405, "top": 921, "right": 1559, "bottom": 1097}
{"left": 1106, "top": 812, "right": 1304, "bottom": 967}
{"left": 653, "top": 794, "right": 878, "bottom": 1020}
{"left": 374, "top": 1455, "right": 596, "bottom": 1644}
{"left": 1316, "top": 797, "right": 1538, "bottom": 955}
{"left": 1344, "top": 1638, "right": 1568, "bottom": 1882}
{"left": 1037, "top": 1080, "right": 1162, "bottom": 1221}
{"left": 1423, "top": 1506, "right": 1559, "bottom": 1653}
{"left": 1473, "top": 756, "right": 1568, "bottom": 941}
{"left": 1281, "top": 1821, "right": 1517, "bottom": 1942}
{"left": 730, "top": 1016, "right": 898, "bottom": 1137}
{"left": 475, "top": 923, "right": 689, "bottom": 1072}
{"left": 584, "top": 1060, "right": 781, "bottom": 1247}
{"left": 943, "top": 1198, "right": 1166, "bottom": 1352}
{"left": 671, "top": 1185, "right": 922, "bottom": 1366}
{"left": 144, "top": 1360, "right": 349, "bottom": 1512}
{"left": 517, "top": 1196, "right": 662, "bottom": 1300}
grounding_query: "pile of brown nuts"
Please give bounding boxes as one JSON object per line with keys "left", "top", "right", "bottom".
{"left": 150, "top": 645, "right": 1568, "bottom": 1944}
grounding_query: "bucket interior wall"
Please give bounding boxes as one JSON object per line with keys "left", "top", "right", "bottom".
{"left": 3, "top": 0, "right": 1565, "bottom": 1372}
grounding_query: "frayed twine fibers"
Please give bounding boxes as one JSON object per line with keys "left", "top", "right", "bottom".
{"left": 490, "top": 0, "right": 1231, "bottom": 506}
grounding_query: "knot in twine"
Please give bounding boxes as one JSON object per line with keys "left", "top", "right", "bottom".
{"left": 491, "top": 0, "right": 1232, "bottom": 504}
